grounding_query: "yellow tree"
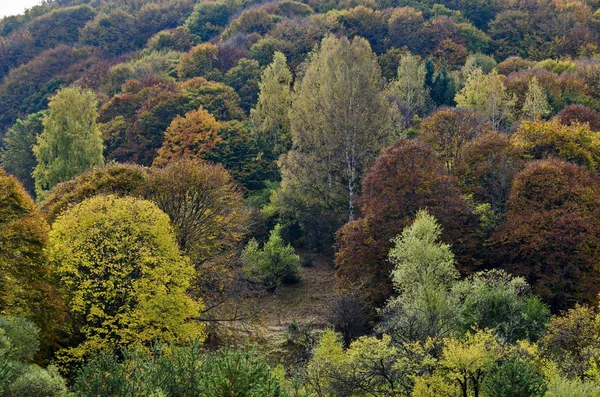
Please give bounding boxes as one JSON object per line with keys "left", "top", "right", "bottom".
{"left": 521, "top": 77, "right": 551, "bottom": 121}
{"left": 49, "top": 195, "right": 204, "bottom": 367}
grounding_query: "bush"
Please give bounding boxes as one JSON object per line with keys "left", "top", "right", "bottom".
{"left": 327, "top": 291, "right": 371, "bottom": 346}
{"left": 7, "top": 365, "right": 67, "bottom": 397}
{"left": 242, "top": 224, "right": 300, "bottom": 292}
{"left": 482, "top": 355, "right": 546, "bottom": 397}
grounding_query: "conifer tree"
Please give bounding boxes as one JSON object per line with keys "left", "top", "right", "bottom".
{"left": 521, "top": 77, "right": 550, "bottom": 121}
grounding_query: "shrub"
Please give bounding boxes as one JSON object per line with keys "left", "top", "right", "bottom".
{"left": 242, "top": 224, "right": 300, "bottom": 292}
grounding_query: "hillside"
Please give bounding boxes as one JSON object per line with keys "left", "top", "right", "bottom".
{"left": 2, "top": 0, "right": 600, "bottom": 395}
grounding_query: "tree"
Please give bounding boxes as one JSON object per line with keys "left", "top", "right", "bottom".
{"left": 482, "top": 355, "right": 547, "bottom": 397}
{"left": 521, "top": 77, "right": 551, "bottom": 121}
{"left": 540, "top": 305, "right": 600, "bottom": 380}
{"left": 556, "top": 104, "right": 600, "bottom": 131}
{"left": 178, "top": 43, "right": 218, "bottom": 79}
{"left": 0, "top": 168, "right": 55, "bottom": 330}
{"left": 0, "top": 315, "right": 67, "bottom": 397}
{"left": 142, "top": 159, "right": 249, "bottom": 314}
{"left": 440, "top": 329, "right": 503, "bottom": 397}
{"left": 242, "top": 224, "right": 300, "bottom": 292}
{"left": 453, "top": 270, "right": 550, "bottom": 343}
{"left": 489, "top": 159, "right": 600, "bottom": 311}
{"left": 153, "top": 107, "right": 222, "bottom": 167}
{"left": 49, "top": 195, "right": 204, "bottom": 365}
{"left": 431, "top": 63, "right": 457, "bottom": 107}
{"left": 454, "top": 132, "right": 523, "bottom": 216}
{"left": 388, "top": 53, "right": 429, "bottom": 116}
{"left": 335, "top": 140, "right": 478, "bottom": 303}
{"left": 377, "top": 211, "right": 461, "bottom": 344}
{"left": 0, "top": 111, "right": 45, "bottom": 195}
{"left": 39, "top": 163, "right": 149, "bottom": 224}
{"left": 225, "top": 58, "right": 261, "bottom": 113}
{"left": 418, "top": 107, "right": 489, "bottom": 173}
{"left": 455, "top": 68, "right": 516, "bottom": 131}
{"left": 279, "top": 35, "right": 392, "bottom": 239}
{"left": 33, "top": 86, "right": 104, "bottom": 199}
{"left": 250, "top": 52, "right": 293, "bottom": 161}
{"left": 512, "top": 119, "right": 600, "bottom": 171}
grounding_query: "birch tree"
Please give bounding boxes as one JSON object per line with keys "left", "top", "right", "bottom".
{"left": 388, "top": 52, "right": 429, "bottom": 116}
{"left": 521, "top": 77, "right": 550, "bottom": 121}
{"left": 280, "top": 35, "right": 392, "bottom": 233}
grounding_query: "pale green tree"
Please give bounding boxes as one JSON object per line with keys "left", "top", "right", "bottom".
{"left": 378, "top": 210, "right": 460, "bottom": 344}
{"left": 388, "top": 52, "right": 429, "bottom": 115}
{"left": 280, "top": 35, "right": 392, "bottom": 232}
{"left": 521, "top": 77, "right": 550, "bottom": 121}
{"left": 455, "top": 68, "right": 516, "bottom": 131}
{"left": 250, "top": 51, "right": 293, "bottom": 160}
{"left": 33, "top": 86, "right": 104, "bottom": 199}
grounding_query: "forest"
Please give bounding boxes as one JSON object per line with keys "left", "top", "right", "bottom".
{"left": 2, "top": 0, "right": 600, "bottom": 395}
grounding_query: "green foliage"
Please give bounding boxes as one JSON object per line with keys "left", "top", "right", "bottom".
{"left": 388, "top": 52, "right": 429, "bottom": 116}
{"left": 33, "top": 86, "right": 104, "bottom": 199}
{"left": 243, "top": 224, "right": 300, "bottom": 292}
{"left": 456, "top": 68, "right": 516, "bottom": 131}
{"left": 453, "top": 270, "right": 550, "bottom": 343}
{"left": 251, "top": 51, "right": 293, "bottom": 161}
{"left": 48, "top": 195, "right": 204, "bottom": 367}
{"left": 0, "top": 111, "right": 45, "bottom": 195}
{"left": 521, "top": 77, "right": 551, "bottom": 121}
{"left": 280, "top": 35, "right": 393, "bottom": 243}
{"left": 378, "top": 211, "right": 460, "bottom": 344}
{"left": 482, "top": 355, "right": 547, "bottom": 397}
{"left": 74, "top": 342, "right": 302, "bottom": 397}
{"left": 0, "top": 315, "right": 67, "bottom": 397}
{"left": 186, "top": 1, "right": 234, "bottom": 42}
{"left": 544, "top": 376, "right": 600, "bottom": 397}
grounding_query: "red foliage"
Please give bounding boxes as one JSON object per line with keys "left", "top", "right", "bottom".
{"left": 488, "top": 159, "right": 600, "bottom": 312}
{"left": 556, "top": 104, "right": 600, "bottom": 132}
{"left": 335, "top": 140, "right": 479, "bottom": 303}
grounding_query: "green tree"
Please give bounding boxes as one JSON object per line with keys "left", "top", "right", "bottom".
{"left": 378, "top": 210, "right": 460, "bottom": 344}
{"left": 49, "top": 195, "right": 205, "bottom": 367}
{"left": 250, "top": 52, "right": 293, "bottom": 161}
{"left": 456, "top": 68, "right": 516, "bottom": 131}
{"left": 0, "top": 315, "right": 67, "bottom": 397}
{"left": 0, "top": 111, "right": 45, "bottom": 195}
{"left": 242, "top": 224, "right": 300, "bottom": 292}
{"left": 280, "top": 35, "right": 392, "bottom": 237}
{"left": 482, "top": 355, "right": 547, "bottom": 397}
{"left": 33, "top": 87, "right": 104, "bottom": 199}
{"left": 388, "top": 53, "right": 429, "bottom": 116}
{"left": 521, "top": 77, "right": 551, "bottom": 121}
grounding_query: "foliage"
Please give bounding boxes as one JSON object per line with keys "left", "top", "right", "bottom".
{"left": 454, "top": 132, "right": 523, "bottom": 216}
{"left": 327, "top": 291, "right": 371, "bottom": 347}
{"left": 0, "top": 111, "right": 45, "bottom": 195}
{"left": 481, "top": 355, "right": 547, "bottom": 397}
{"left": 521, "top": 77, "right": 551, "bottom": 121}
{"left": 153, "top": 106, "right": 222, "bottom": 167}
{"left": 377, "top": 211, "right": 460, "bottom": 345}
{"left": 40, "top": 163, "right": 149, "bottom": 224}
{"left": 335, "top": 140, "right": 478, "bottom": 303}
{"left": 452, "top": 270, "right": 550, "bottom": 343}
{"left": 456, "top": 68, "right": 516, "bottom": 131}
{"left": 251, "top": 51, "right": 293, "bottom": 161}
{"left": 178, "top": 43, "right": 218, "bottom": 79}
{"left": 539, "top": 305, "right": 600, "bottom": 380}
{"left": 74, "top": 342, "right": 304, "bottom": 397}
{"left": 243, "top": 224, "right": 300, "bottom": 292}
{"left": 556, "top": 104, "right": 600, "bottom": 131}
{"left": 388, "top": 52, "right": 429, "bottom": 116}
{"left": 48, "top": 195, "right": 204, "bottom": 366}
{"left": 279, "top": 35, "right": 393, "bottom": 244}
{"left": 0, "top": 168, "right": 55, "bottom": 329}
{"left": 489, "top": 159, "right": 600, "bottom": 311}
{"left": 419, "top": 107, "right": 489, "bottom": 172}
{"left": 33, "top": 86, "right": 104, "bottom": 199}
{"left": 0, "top": 315, "right": 67, "bottom": 397}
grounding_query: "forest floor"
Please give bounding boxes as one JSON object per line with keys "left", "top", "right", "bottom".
{"left": 251, "top": 253, "right": 336, "bottom": 361}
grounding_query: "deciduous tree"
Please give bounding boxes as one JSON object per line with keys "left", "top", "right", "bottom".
{"left": 33, "top": 87, "right": 104, "bottom": 199}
